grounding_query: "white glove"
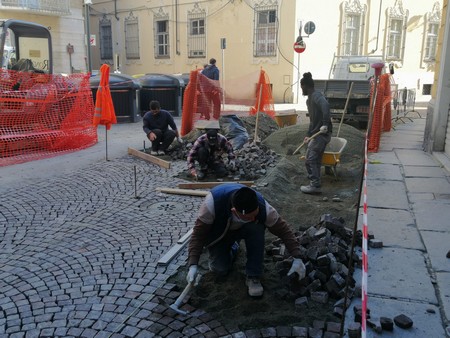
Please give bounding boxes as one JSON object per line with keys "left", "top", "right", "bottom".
{"left": 187, "top": 265, "right": 198, "bottom": 284}
{"left": 229, "top": 159, "right": 236, "bottom": 171}
{"left": 287, "top": 258, "right": 306, "bottom": 280}
{"left": 319, "top": 125, "right": 328, "bottom": 134}
{"left": 177, "top": 137, "right": 184, "bottom": 144}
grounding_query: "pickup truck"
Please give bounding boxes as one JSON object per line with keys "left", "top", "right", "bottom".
{"left": 314, "top": 55, "right": 385, "bottom": 129}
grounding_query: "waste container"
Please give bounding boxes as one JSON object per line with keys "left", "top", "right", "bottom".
{"left": 172, "top": 73, "right": 190, "bottom": 114}
{"left": 138, "top": 74, "right": 183, "bottom": 117}
{"left": 90, "top": 73, "right": 141, "bottom": 123}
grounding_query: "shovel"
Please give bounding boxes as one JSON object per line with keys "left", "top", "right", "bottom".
{"left": 292, "top": 130, "right": 322, "bottom": 155}
{"left": 158, "top": 273, "right": 202, "bottom": 316}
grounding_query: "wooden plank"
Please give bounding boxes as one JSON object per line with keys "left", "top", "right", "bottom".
{"left": 156, "top": 187, "right": 209, "bottom": 197}
{"left": 177, "top": 229, "right": 193, "bottom": 244}
{"left": 127, "top": 147, "right": 171, "bottom": 169}
{"left": 177, "top": 181, "right": 255, "bottom": 189}
{"left": 157, "top": 242, "right": 185, "bottom": 266}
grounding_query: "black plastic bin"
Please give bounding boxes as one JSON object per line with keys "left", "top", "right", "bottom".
{"left": 138, "top": 74, "right": 183, "bottom": 117}
{"left": 90, "top": 73, "right": 141, "bottom": 123}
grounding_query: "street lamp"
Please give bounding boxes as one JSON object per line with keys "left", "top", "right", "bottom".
{"left": 84, "top": 0, "right": 92, "bottom": 74}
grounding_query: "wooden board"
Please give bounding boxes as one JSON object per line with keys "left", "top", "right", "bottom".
{"left": 127, "top": 147, "right": 171, "bottom": 169}
{"left": 156, "top": 187, "right": 209, "bottom": 197}
{"left": 177, "top": 181, "right": 255, "bottom": 189}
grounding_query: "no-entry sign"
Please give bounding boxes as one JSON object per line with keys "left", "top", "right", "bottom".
{"left": 294, "top": 41, "right": 306, "bottom": 53}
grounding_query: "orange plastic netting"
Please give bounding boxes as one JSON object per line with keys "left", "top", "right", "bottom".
{"left": 0, "top": 70, "right": 97, "bottom": 166}
{"left": 368, "top": 73, "right": 392, "bottom": 153}
{"left": 180, "top": 68, "right": 275, "bottom": 136}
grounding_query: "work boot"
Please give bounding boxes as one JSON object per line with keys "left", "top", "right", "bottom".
{"left": 157, "top": 150, "right": 165, "bottom": 156}
{"left": 197, "top": 171, "right": 206, "bottom": 180}
{"left": 246, "top": 277, "right": 264, "bottom": 297}
{"left": 300, "top": 184, "right": 321, "bottom": 194}
{"left": 150, "top": 150, "right": 158, "bottom": 156}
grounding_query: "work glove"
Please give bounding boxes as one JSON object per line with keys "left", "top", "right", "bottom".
{"left": 186, "top": 265, "right": 198, "bottom": 284}
{"left": 229, "top": 159, "right": 236, "bottom": 171}
{"left": 177, "top": 137, "right": 184, "bottom": 144}
{"left": 319, "top": 125, "right": 328, "bottom": 134}
{"left": 190, "top": 169, "right": 198, "bottom": 180}
{"left": 287, "top": 258, "right": 306, "bottom": 281}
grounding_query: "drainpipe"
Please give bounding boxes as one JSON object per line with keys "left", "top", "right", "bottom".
{"left": 114, "top": 0, "right": 119, "bottom": 20}
{"left": 176, "top": 0, "right": 180, "bottom": 55}
{"left": 370, "top": 0, "right": 382, "bottom": 54}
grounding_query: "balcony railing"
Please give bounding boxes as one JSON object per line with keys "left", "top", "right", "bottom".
{"left": 0, "top": 0, "right": 71, "bottom": 16}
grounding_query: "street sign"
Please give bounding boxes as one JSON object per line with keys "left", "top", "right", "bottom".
{"left": 294, "top": 40, "right": 306, "bottom": 53}
{"left": 304, "top": 21, "right": 316, "bottom": 35}
{"left": 221, "top": 38, "right": 226, "bottom": 49}
{"left": 90, "top": 34, "right": 96, "bottom": 46}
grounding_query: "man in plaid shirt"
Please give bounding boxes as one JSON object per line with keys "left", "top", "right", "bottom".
{"left": 187, "top": 129, "right": 236, "bottom": 180}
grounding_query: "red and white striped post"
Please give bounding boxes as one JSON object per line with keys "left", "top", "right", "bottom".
{"left": 361, "top": 135, "right": 369, "bottom": 338}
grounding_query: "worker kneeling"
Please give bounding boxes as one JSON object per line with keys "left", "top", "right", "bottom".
{"left": 187, "top": 129, "right": 236, "bottom": 180}
{"left": 186, "top": 184, "right": 306, "bottom": 297}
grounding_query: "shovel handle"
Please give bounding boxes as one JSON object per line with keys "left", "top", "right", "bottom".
{"left": 293, "top": 130, "right": 322, "bottom": 155}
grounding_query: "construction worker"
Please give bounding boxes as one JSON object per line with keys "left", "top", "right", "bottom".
{"left": 186, "top": 183, "right": 306, "bottom": 297}
{"left": 300, "top": 72, "right": 332, "bottom": 194}
{"left": 142, "top": 100, "right": 180, "bottom": 156}
{"left": 200, "top": 58, "right": 221, "bottom": 119}
{"left": 187, "top": 129, "right": 235, "bottom": 180}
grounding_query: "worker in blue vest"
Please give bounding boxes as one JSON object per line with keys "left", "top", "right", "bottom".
{"left": 186, "top": 183, "right": 306, "bottom": 297}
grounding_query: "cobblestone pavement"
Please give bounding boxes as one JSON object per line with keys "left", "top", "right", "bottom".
{"left": 2, "top": 151, "right": 316, "bottom": 338}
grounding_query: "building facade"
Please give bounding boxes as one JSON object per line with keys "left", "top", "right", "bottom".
{"left": 86, "top": 0, "right": 441, "bottom": 103}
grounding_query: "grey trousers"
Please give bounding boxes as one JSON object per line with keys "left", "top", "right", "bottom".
{"left": 305, "top": 133, "right": 331, "bottom": 187}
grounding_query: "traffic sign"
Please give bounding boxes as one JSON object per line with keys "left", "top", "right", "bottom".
{"left": 294, "top": 41, "right": 306, "bottom": 53}
{"left": 304, "top": 21, "right": 316, "bottom": 35}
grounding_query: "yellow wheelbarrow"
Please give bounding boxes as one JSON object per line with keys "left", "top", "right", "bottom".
{"left": 322, "top": 137, "right": 347, "bottom": 178}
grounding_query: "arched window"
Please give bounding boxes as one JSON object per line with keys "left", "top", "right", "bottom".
{"left": 385, "top": 0, "right": 408, "bottom": 61}
{"left": 125, "top": 12, "right": 140, "bottom": 60}
{"left": 254, "top": 0, "right": 278, "bottom": 57}
{"left": 423, "top": 2, "right": 441, "bottom": 62}
{"left": 154, "top": 8, "right": 170, "bottom": 58}
{"left": 187, "top": 3, "right": 206, "bottom": 58}
{"left": 339, "top": 0, "right": 366, "bottom": 56}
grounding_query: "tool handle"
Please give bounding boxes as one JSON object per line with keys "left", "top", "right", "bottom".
{"left": 173, "top": 273, "right": 202, "bottom": 307}
{"left": 292, "top": 130, "right": 322, "bottom": 155}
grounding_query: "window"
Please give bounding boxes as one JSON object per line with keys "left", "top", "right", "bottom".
{"left": 187, "top": 4, "right": 206, "bottom": 58}
{"left": 385, "top": 1, "right": 408, "bottom": 61}
{"left": 339, "top": 0, "right": 366, "bottom": 56}
{"left": 254, "top": 3, "right": 278, "bottom": 57}
{"left": 423, "top": 2, "right": 441, "bottom": 62}
{"left": 125, "top": 13, "right": 140, "bottom": 60}
{"left": 155, "top": 20, "right": 169, "bottom": 58}
{"left": 99, "top": 17, "right": 113, "bottom": 60}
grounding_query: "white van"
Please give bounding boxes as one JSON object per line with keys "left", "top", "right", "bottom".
{"left": 329, "top": 55, "right": 385, "bottom": 81}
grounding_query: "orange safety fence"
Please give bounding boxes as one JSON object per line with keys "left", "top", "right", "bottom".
{"left": 368, "top": 74, "right": 392, "bottom": 152}
{"left": 181, "top": 68, "right": 275, "bottom": 136}
{"left": 0, "top": 70, "right": 97, "bottom": 166}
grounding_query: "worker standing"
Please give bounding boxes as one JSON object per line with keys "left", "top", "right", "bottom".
{"left": 300, "top": 72, "right": 332, "bottom": 194}
{"left": 201, "top": 58, "right": 221, "bottom": 119}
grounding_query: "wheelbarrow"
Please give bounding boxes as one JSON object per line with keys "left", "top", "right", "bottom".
{"left": 322, "top": 137, "right": 347, "bottom": 178}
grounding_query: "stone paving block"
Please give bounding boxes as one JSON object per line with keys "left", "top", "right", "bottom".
{"left": 352, "top": 248, "right": 437, "bottom": 303}
{"left": 395, "top": 148, "right": 438, "bottom": 167}
{"left": 357, "top": 208, "right": 424, "bottom": 250}
{"left": 345, "top": 296, "right": 444, "bottom": 337}
{"left": 420, "top": 231, "right": 450, "bottom": 272}
{"left": 436, "top": 272, "right": 450, "bottom": 325}
{"left": 403, "top": 165, "right": 448, "bottom": 178}
{"left": 368, "top": 151, "right": 400, "bottom": 165}
{"left": 405, "top": 177, "right": 450, "bottom": 194}
{"left": 412, "top": 200, "right": 450, "bottom": 232}
{"left": 367, "top": 163, "right": 403, "bottom": 181}
{"left": 363, "top": 180, "right": 409, "bottom": 210}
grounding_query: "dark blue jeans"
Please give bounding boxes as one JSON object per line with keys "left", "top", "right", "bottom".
{"left": 151, "top": 129, "right": 176, "bottom": 151}
{"left": 208, "top": 221, "right": 265, "bottom": 278}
